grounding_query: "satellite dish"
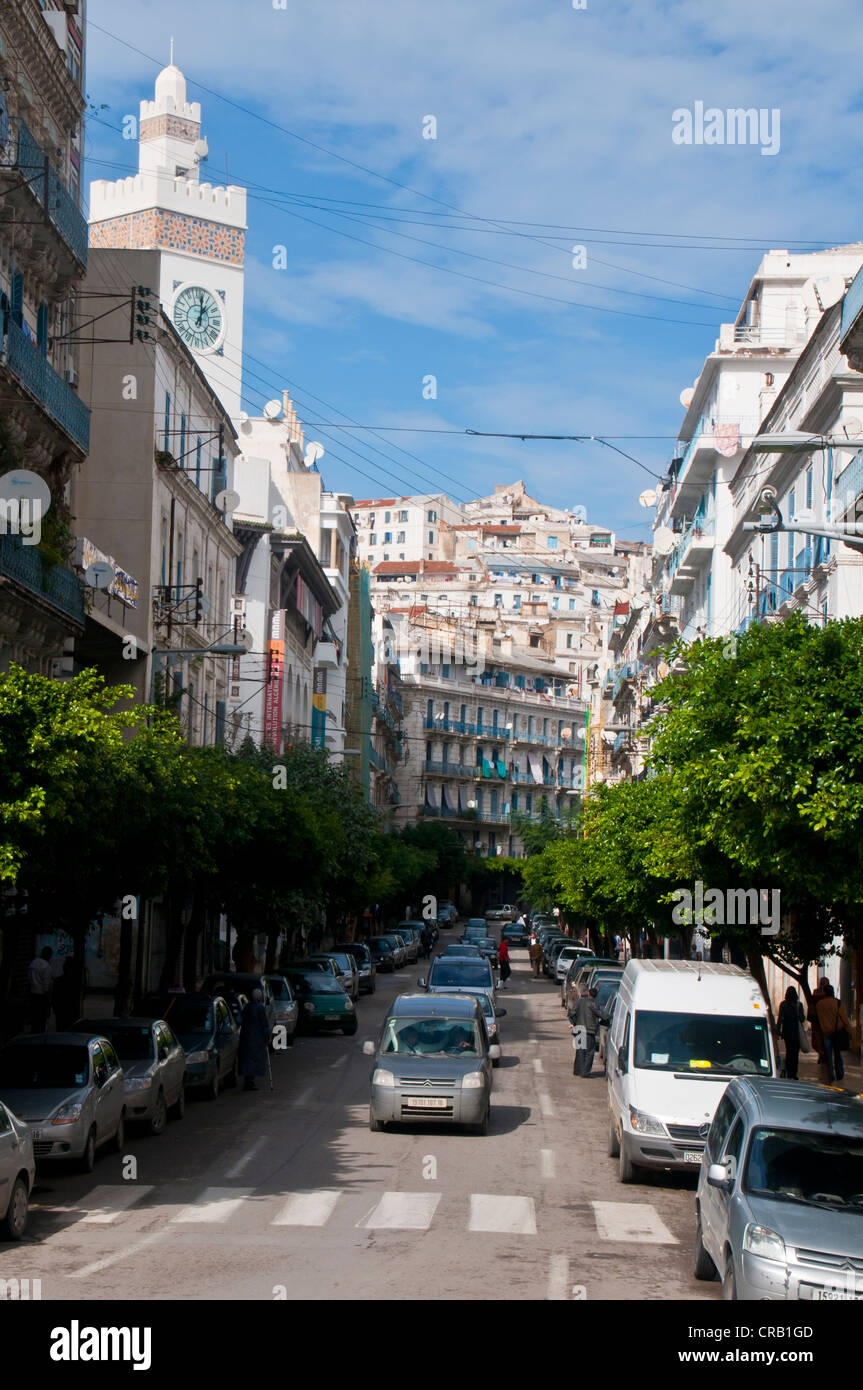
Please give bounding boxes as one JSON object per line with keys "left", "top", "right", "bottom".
{"left": 812, "top": 275, "right": 845, "bottom": 311}
{"left": 215, "top": 489, "right": 241, "bottom": 513}
{"left": 237, "top": 411, "right": 249, "bottom": 425}
{"left": 194, "top": 137, "right": 209, "bottom": 161}
{"left": 680, "top": 387, "right": 695, "bottom": 409}
{"left": 0, "top": 469, "right": 51, "bottom": 513}
{"left": 653, "top": 526, "right": 675, "bottom": 556}
{"left": 639, "top": 489, "right": 658, "bottom": 508}
{"left": 237, "top": 627, "right": 254, "bottom": 653}
{"left": 304, "top": 441, "right": 325, "bottom": 467}
{"left": 84, "top": 560, "right": 113, "bottom": 590}
{"left": 263, "top": 399, "right": 283, "bottom": 421}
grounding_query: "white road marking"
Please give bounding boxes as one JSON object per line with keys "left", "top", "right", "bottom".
{"left": 330, "top": 1054, "right": 347, "bottom": 1069}
{"left": 591, "top": 1201, "right": 679, "bottom": 1245}
{"left": 538, "top": 1091, "right": 555, "bottom": 1118}
{"left": 547, "top": 1252, "right": 569, "bottom": 1299}
{"left": 294, "top": 1086, "right": 315, "bottom": 1107}
{"left": 79, "top": 1185, "right": 154, "bottom": 1224}
{"left": 468, "top": 1194, "right": 537, "bottom": 1235}
{"left": 273, "top": 1190, "right": 341, "bottom": 1226}
{"left": 540, "top": 1149, "right": 555, "bottom": 1179}
{"left": 172, "top": 1187, "right": 253, "bottom": 1224}
{"left": 225, "top": 1136, "right": 269, "bottom": 1179}
{"left": 533, "top": 1058, "right": 544, "bottom": 1074}
{"left": 361, "top": 1191, "right": 441, "bottom": 1230}
{"left": 72, "top": 1232, "right": 163, "bottom": 1279}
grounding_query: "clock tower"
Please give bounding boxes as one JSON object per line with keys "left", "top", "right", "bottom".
{"left": 89, "top": 61, "right": 246, "bottom": 417}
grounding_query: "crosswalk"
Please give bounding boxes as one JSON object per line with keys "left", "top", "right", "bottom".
{"left": 39, "top": 1184, "right": 680, "bottom": 1242}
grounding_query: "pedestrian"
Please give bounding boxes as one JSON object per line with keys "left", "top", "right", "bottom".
{"left": 528, "top": 936, "right": 543, "bottom": 978}
{"left": 53, "top": 957, "right": 82, "bottom": 1032}
{"left": 498, "top": 937, "right": 511, "bottom": 989}
{"left": 420, "top": 925, "right": 432, "bottom": 960}
{"left": 568, "top": 986, "right": 602, "bottom": 1077}
{"left": 777, "top": 985, "right": 805, "bottom": 1080}
{"left": 815, "top": 981, "right": 853, "bottom": 1084}
{"left": 238, "top": 988, "right": 271, "bottom": 1092}
{"left": 27, "top": 946, "right": 53, "bottom": 1033}
{"left": 807, "top": 978, "right": 832, "bottom": 1082}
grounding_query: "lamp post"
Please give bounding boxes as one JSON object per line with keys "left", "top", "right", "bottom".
{"left": 745, "top": 430, "right": 863, "bottom": 555}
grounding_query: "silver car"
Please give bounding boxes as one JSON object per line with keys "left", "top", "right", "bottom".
{"left": 71, "top": 1018, "right": 186, "bottom": 1135}
{"left": 308, "top": 954, "right": 358, "bottom": 1001}
{"left": 0, "top": 1033, "right": 125, "bottom": 1172}
{"left": 420, "top": 956, "right": 496, "bottom": 1006}
{"left": 0, "top": 1100, "right": 35, "bottom": 1240}
{"left": 695, "top": 1076, "right": 863, "bottom": 1300}
{"left": 364, "top": 993, "right": 499, "bottom": 1134}
{"left": 263, "top": 974, "right": 299, "bottom": 1043}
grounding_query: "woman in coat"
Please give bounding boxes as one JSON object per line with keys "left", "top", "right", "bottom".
{"left": 239, "top": 989, "right": 271, "bottom": 1091}
{"left": 777, "top": 986, "right": 805, "bottom": 1080}
{"left": 815, "top": 982, "right": 853, "bottom": 1084}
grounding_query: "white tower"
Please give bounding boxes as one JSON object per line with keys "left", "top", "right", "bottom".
{"left": 89, "top": 61, "right": 246, "bottom": 416}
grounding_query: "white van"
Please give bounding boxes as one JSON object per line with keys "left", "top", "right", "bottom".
{"left": 606, "top": 960, "right": 776, "bottom": 1183}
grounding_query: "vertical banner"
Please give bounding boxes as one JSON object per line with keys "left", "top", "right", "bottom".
{"left": 311, "top": 666, "right": 327, "bottom": 748}
{"left": 264, "top": 611, "right": 285, "bottom": 752}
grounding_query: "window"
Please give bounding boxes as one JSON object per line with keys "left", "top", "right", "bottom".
{"left": 529, "top": 634, "right": 540, "bottom": 648}
{"left": 179, "top": 412, "right": 187, "bottom": 468}
{"left": 383, "top": 553, "right": 390, "bottom": 561}
{"left": 494, "top": 593, "right": 502, "bottom": 607}
{"left": 428, "top": 509, "right": 437, "bottom": 523}
{"left": 160, "top": 516, "right": 168, "bottom": 586}
{"left": 805, "top": 468, "right": 813, "bottom": 510}
{"left": 722, "top": 1117, "right": 745, "bottom": 1180}
{"left": 552, "top": 596, "right": 559, "bottom": 610}
{"left": 398, "top": 510, "right": 409, "bottom": 522}
{"left": 470, "top": 594, "right": 478, "bottom": 606}
{"left": 547, "top": 536, "right": 558, "bottom": 550}
{"left": 399, "top": 552, "right": 405, "bottom": 560}
{"left": 384, "top": 511, "right": 391, "bottom": 523}
{"left": 384, "top": 531, "right": 392, "bottom": 543}
{"left": 195, "top": 437, "right": 202, "bottom": 489}
{"left": 512, "top": 594, "right": 521, "bottom": 609}
{"left": 569, "top": 598, "right": 576, "bottom": 611}
{"left": 566, "top": 633, "right": 574, "bottom": 648}
{"left": 397, "top": 531, "right": 406, "bottom": 543}
{"left": 428, "top": 531, "right": 435, "bottom": 545}
{"left": 369, "top": 533, "right": 377, "bottom": 546}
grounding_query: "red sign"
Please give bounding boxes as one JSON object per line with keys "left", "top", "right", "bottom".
{"left": 264, "top": 639, "right": 284, "bottom": 752}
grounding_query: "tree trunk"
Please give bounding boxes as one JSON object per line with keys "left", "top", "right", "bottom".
{"left": 182, "top": 897, "right": 206, "bottom": 993}
{"left": 114, "top": 909, "right": 135, "bottom": 1018}
{"left": 746, "top": 947, "right": 776, "bottom": 1033}
{"left": 158, "top": 892, "right": 186, "bottom": 992}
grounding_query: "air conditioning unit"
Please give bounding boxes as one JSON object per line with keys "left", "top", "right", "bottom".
{"left": 64, "top": 367, "right": 78, "bottom": 388}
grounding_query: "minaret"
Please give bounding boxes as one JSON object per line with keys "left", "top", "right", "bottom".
{"left": 89, "top": 59, "right": 247, "bottom": 417}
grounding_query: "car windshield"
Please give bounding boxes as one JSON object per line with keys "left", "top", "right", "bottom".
{"left": 84, "top": 1026, "right": 153, "bottom": 1061}
{"left": 0, "top": 1043, "right": 90, "bottom": 1089}
{"left": 382, "top": 1018, "right": 481, "bottom": 1056}
{"left": 266, "top": 978, "right": 291, "bottom": 1000}
{"left": 370, "top": 939, "right": 392, "bottom": 954}
{"left": 595, "top": 981, "right": 621, "bottom": 1010}
{"left": 633, "top": 1011, "right": 772, "bottom": 1074}
{"left": 445, "top": 945, "right": 480, "bottom": 956}
{"left": 337, "top": 945, "right": 368, "bottom": 963}
{"left": 745, "top": 1127, "right": 863, "bottom": 1212}
{"left": 429, "top": 961, "right": 493, "bottom": 987}
{"left": 287, "top": 972, "right": 345, "bottom": 996}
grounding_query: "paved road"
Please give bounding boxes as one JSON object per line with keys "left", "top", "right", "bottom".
{"left": 2, "top": 932, "right": 718, "bottom": 1301}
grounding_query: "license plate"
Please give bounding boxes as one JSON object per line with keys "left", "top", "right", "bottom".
{"left": 813, "top": 1288, "right": 863, "bottom": 1300}
{"left": 324, "top": 1014, "right": 341, "bottom": 1021}
{"left": 405, "top": 1097, "right": 448, "bottom": 1109}
{"left": 683, "top": 1151, "right": 703, "bottom": 1164}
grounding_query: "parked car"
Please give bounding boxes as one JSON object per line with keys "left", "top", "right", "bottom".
{"left": 420, "top": 955, "right": 496, "bottom": 1005}
{"left": 368, "top": 937, "right": 396, "bottom": 973}
{"left": 485, "top": 904, "right": 518, "bottom": 923}
{"left": 0, "top": 1099, "right": 35, "bottom": 1240}
{"left": 695, "top": 1077, "right": 863, "bottom": 1300}
{"left": 606, "top": 962, "right": 777, "bottom": 1184}
{"left": 502, "top": 922, "right": 529, "bottom": 948}
{"left": 332, "top": 942, "right": 377, "bottom": 995}
{"left": 262, "top": 974, "right": 300, "bottom": 1043}
{"left": 581, "top": 964, "right": 625, "bottom": 995}
{"left": 70, "top": 1018, "right": 186, "bottom": 1135}
{"left": 555, "top": 943, "right": 594, "bottom": 984}
{"left": 475, "top": 937, "right": 500, "bottom": 969}
{"left": 436, "top": 901, "right": 458, "bottom": 924}
{"left": 363, "top": 993, "right": 499, "bottom": 1134}
{"left": 309, "top": 953, "right": 359, "bottom": 1001}
{"left": 562, "top": 957, "right": 620, "bottom": 1010}
{"left": 443, "top": 943, "right": 482, "bottom": 958}
{"left": 0, "top": 1033, "right": 125, "bottom": 1171}
{"left": 201, "top": 974, "right": 278, "bottom": 1041}
{"left": 395, "top": 924, "right": 422, "bottom": 964}
{"left": 282, "top": 966, "right": 357, "bottom": 1035}
{"left": 542, "top": 935, "right": 573, "bottom": 976}
{"left": 460, "top": 989, "right": 506, "bottom": 1063}
{"left": 597, "top": 990, "right": 620, "bottom": 1073}
{"left": 465, "top": 918, "right": 487, "bottom": 933}
{"left": 138, "top": 992, "right": 240, "bottom": 1101}
{"left": 381, "top": 934, "right": 407, "bottom": 969}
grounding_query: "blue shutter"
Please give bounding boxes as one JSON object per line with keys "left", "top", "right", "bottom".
{"left": 36, "top": 301, "right": 49, "bottom": 355}
{"left": 179, "top": 412, "right": 187, "bottom": 468}
{"left": 10, "top": 269, "right": 23, "bottom": 325}
{"left": 164, "top": 392, "right": 171, "bottom": 450}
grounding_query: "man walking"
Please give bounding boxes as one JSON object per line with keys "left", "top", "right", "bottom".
{"left": 528, "top": 936, "right": 543, "bottom": 978}
{"left": 568, "top": 986, "right": 602, "bottom": 1077}
{"left": 27, "top": 946, "right": 54, "bottom": 1033}
{"left": 815, "top": 981, "right": 853, "bottom": 1083}
{"left": 239, "top": 988, "right": 271, "bottom": 1092}
{"left": 497, "top": 936, "right": 511, "bottom": 989}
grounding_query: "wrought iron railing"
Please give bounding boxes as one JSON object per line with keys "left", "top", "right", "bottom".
{"left": 13, "top": 118, "right": 88, "bottom": 269}
{"left": 2, "top": 316, "right": 90, "bottom": 451}
{"left": 0, "top": 533, "right": 85, "bottom": 624}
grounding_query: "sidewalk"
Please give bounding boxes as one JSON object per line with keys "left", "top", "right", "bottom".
{"left": 795, "top": 1047, "right": 862, "bottom": 1092}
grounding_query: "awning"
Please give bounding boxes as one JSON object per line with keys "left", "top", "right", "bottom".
{"left": 495, "top": 760, "right": 507, "bottom": 778}
{"left": 426, "top": 782, "right": 441, "bottom": 808}
{"left": 529, "top": 753, "right": 545, "bottom": 783}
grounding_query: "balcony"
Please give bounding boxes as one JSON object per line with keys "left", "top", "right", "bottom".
{"left": 1, "top": 317, "right": 90, "bottom": 452}
{"left": 8, "top": 118, "right": 88, "bottom": 272}
{"left": 840, "top": 267, "right": 863, "bottom": 343}
{"left": 0, "top": 533, "right": 85, "bottom": 626}
{"left": 834, "top": 448, "right": 863, "bottom": 519}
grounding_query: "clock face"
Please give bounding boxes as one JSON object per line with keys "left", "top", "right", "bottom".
{"left": 172, "top": 285, "right": 224, "bottom": 353}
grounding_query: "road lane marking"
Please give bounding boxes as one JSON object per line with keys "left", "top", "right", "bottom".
{"left": 538, "top": 1091, "right": 555, "bottom": 1118}
{"left": 72, "top": 1233, "right": 163, "bottom": 1279}
{"left": 225, "top": 1136, "right": 269, "bottom": 1179}
{"left": 533, "top": 1058, "right": 544, "bottom": 1074}
{"left": 468, "top": 1194, "right": 537, "bottom": 1235}
{"left": 78, "top": 1185, "right": 154, "bottom": 1223}
{"left": 273, "top": 1190, "right": 341, "bottom": 1226}
{"left": 547, "top": 1253, "right": 569, "bottom": 1299}
{"left": 540, "top": 1149, "right": 555, "bottom": 1179}
{"left": 360, "top": 1191, "right": 441, "bottom": 1230}
{"left": 294, "top": 1086, "right": 315, "bottom": 1106}
{"left": 591, "top": 1201, "right": 679, "bottom": 1244}
{"left": 172, "top": 1187, "right": 253, "bottom": 1223}
{"left": 330, "top": 1054, "right": 347, "bottom": 1069}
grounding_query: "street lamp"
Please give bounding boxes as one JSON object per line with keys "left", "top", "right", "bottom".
{"left": 744, "top": 428, "right": 863, "bottom": 555}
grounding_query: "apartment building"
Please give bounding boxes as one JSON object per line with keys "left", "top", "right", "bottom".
{"left": 0, "top": 0, "right": 89, "bottom": 674}
{"left": 352, "top": 491, "right": 462, "bottom": 567}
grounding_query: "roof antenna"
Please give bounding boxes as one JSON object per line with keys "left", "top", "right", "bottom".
{"left": 169, "top": 36, "right": 175, "bottom": 65}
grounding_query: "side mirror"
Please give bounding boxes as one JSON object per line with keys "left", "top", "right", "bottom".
{"left": 489, "top": 1044, "right": 501, "bottom": 1060}
{"left": 417, "top": 978, "right": 426, "bottom": 990}
{"left": 707, "top": 1163, "right": 730, "bottom": 1191}
{"left": 495, "top": 1008, "right": 507, "bottom": 1018}
{"left": 362, "top": 1040, "right": 376, "bottom": 1056}
{"left": 617, "top": 1052, "right": 628, "bottom": 1075}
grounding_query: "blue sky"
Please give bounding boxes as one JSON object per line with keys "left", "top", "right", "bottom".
{"left": 84, "top": 0, "right": 863, "bottom": 536}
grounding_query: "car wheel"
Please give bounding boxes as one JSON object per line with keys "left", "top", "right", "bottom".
{"left": 369, "top": 1111, "right": 384, "bottom": 1132}
{"left": 169, "top": 1085, "right": 186, "bottom": 1121}
{"left": 109, "top": 1112, "right": 125, "bottom": 1154}
{"left": 148, "top": 1090, "right": 167, "bottom": 1137}
{"left": 607, "top": 1114, "right": 620, "bottom": 1158}
{"left": 79, "top": 1127, "right": 96, "bottom": 1173}
{"left": 1, "top": 1176, "right": 29, "bottom": 1241}
{"left": 721, "top": 1252, "right": 738, "bottom": 1300}
{"left": 619, "top": 1137, "right": 643, "bottom": 1183}
{"left": 694, "top": 1210, "right": 716, "bottom": 1281}
{"left": 207, "top": 1070, "right": 220, "bottom": 1102}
